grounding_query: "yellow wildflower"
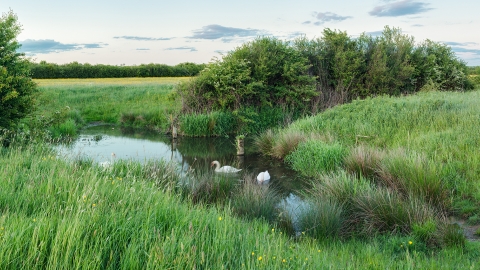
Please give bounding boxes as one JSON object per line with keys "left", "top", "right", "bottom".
{"left": 408, "top": 241, "right": 413, "bottom": 245}
{"left": 258, "top": 256, "right": 262, "bottom": 261}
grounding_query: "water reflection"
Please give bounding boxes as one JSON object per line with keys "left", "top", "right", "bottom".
{"left": 56, "top": 125, "right": 308, "bottom": 196}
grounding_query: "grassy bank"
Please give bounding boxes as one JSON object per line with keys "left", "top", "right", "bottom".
{"left": 256, "top": 90, "right": 480, "bottom": 222}
{"left": 31, "top": 77, "right": 189, "bottom": 136}
{"left": 1, "top": 144, "right": 479, "bottom": 269}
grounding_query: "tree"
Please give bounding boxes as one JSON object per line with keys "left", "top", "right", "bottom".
{"left": 0, "top": 10, "right": 37, "bottom": 132}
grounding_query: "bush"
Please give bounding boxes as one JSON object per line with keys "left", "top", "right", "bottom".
{"left": 0, "top": 10, "right": 38, "bottom": 134}
{"left": 176, "top": 37, "right": 317, "bottom": 114}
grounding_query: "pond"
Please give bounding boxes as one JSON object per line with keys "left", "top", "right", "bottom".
{"left": 55, "top": 125, "right": 308, "bottom": 197}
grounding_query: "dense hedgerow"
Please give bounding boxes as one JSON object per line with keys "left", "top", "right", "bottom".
{"left": 175, "top": 26, "right": 473, "bottom": 136}
{"left": 28, "top": 61, "right": 206, "bottom": 79}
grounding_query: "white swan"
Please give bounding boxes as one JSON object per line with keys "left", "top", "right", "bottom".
{"left": 211, "top": 160, "right": 242, "bottom": 173}
{"left": 100, "top": 153, "right": 116, "bottom": 168}
{"left": 257, "top": 170, "right": 271, "bottom": 183}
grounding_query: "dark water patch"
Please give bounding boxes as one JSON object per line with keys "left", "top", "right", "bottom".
{"left": 55, "top": 125, "right": 308, "bottom": 196}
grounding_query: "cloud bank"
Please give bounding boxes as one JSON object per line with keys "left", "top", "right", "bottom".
{"left": 189, "top": 24, "right": 266, "bottom": 40}
{"left": 113, "top": 36, "right": 171, "bottom": 41}
{"left": 165, "top": 46, "right": 197, "bottom": 52}
{"left": 369, "top": 0, "right": 433, "bottom": 17}
{"left": 19, "top": 39, "right": 106, "bottom": 54}
{"left": 306, "top": 12, "right": 352, "bottom": 25}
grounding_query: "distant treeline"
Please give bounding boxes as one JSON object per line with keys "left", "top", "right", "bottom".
{"left": 468, "top": 66, "right": 480, "bottom": 75}
{"left": 29, "top": 61, "right": 206, "bottom": 79}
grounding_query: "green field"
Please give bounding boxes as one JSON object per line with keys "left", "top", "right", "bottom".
{"left": 31, "top": 77, "right": 189, "bottom": 135}
{"left": 2, "top": 78, "right": 480, "bottom": 268}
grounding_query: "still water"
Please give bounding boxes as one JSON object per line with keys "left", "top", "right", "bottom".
{"left": 56, "top": 125, "right": 308, "bottom": 232}
{"left": 55, "top": 125, "right": 307, "bottom": 196}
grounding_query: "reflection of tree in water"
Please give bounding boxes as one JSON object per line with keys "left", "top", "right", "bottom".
{"left": 62, "top": 125, "right": 309, "bottom": 199}
{"left": 175, "top": 136, "right": 236, "bottom": 158}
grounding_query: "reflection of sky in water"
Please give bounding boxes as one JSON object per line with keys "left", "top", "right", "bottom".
{"left": 56, "top": 126, "right": 308, "bottom": 233}
{"left": 56, "top": 134, "right": 188, "bottom": 172}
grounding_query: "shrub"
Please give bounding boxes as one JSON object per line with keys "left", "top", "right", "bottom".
{"left": 0, "top": 11, "right": 38, "bottom": 134}
{"left": 176, "top": 37, "right": 317, "bottom": 114}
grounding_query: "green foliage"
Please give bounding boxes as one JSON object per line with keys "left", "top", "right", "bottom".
{"left": 0, "top": 10, "right": 38, "bottom": 133}
{"left": 48, "top": 118, "right": 77, "bottom": 138}
{"left": 468, "top": 75, "right": 480, "bottom": 87}
{"left": 177, "top": 37, "right": 317, "bottom": 114}
{"left": 412, "top": 40, "right": 474, "bottom": 91}
{"left": 29, "top": 61, "right": 206, "bottom": 78}
{"left": 413, "top": 219, "right": 438, "bottom": 246}
{"left": 285, "top": 140, "right": 346, "bottom": 177}
{"left": 176, "top": 27, "right": 471, "bottom": 138}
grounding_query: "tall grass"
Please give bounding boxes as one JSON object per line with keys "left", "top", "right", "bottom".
{"left": 31, "top": 77, "right": 186, "bottom": 134}
{"left": 230, "top": 173, "right": 281, "bottom": 223}
{"left": 1, "top": 143, "right": 479, "bottom": 268}
{"left": 285, "top": 140, "right": 346, "bottom": 177}
{"left": 268, "top": 90, "right": 480, "bottom": 217}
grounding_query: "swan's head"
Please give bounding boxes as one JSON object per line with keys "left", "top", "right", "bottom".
{"left": 210, "top": 160, "right": 219, "bottom": 167}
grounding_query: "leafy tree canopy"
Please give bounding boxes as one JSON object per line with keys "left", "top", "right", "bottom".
{"left": 0, "top": 10, "right": 37, "bottom": 132}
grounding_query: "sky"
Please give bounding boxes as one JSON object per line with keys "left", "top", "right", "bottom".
{"left": 2, "top": 0, "right": 480, "bottom": 66}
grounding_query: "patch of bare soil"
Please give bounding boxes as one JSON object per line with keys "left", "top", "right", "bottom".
{"left": 450, "top": 218, "right": 480, "bottom": 241}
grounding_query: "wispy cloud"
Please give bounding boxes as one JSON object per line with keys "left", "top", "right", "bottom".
{"left": 364, "top": 30, "right": 384, "bottom": 37}
{"left": 19, "top": 39, "right": 106, "bottom": 54}
{"left": 443, "top": 41, "right": 478, "bottom": 47}
{"left": 189, "top": 24, "right": 266, "bottom": 40}
{"left": 308, "top": 12, "right": 352, "bottom": 25}
{"left": 441, "top": 41, "right": 480, "bottom": 65}
{"left": 136, "top": 48, "right": 150, "bottom": 51}
{"left": 450, "top": 46, "right": 480, "bottom": 54}
{"left": 369, "top": 0, "right": 433, "bottom": 17}
{"left": 113, "top": 36, "right": 171, "bottom": 41}
{"left": 165, "top": 46, "right": 197, "bottom": 52}
{"left": 286, "top": 31, "right": 305, "bottom": 39}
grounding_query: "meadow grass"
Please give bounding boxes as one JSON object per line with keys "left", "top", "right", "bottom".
{"left": 268, "top": 90, "right": 480, "bottom": 217}
{"left": 31, "top": 77, "right": 189, "bottom": 134}
{"left": 1, "top": 144, "right": 479, "bottom": 269}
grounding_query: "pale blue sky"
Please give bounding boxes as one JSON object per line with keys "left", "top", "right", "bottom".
{"left": 2, "top": 0, "right": 479, "bottom": 66}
